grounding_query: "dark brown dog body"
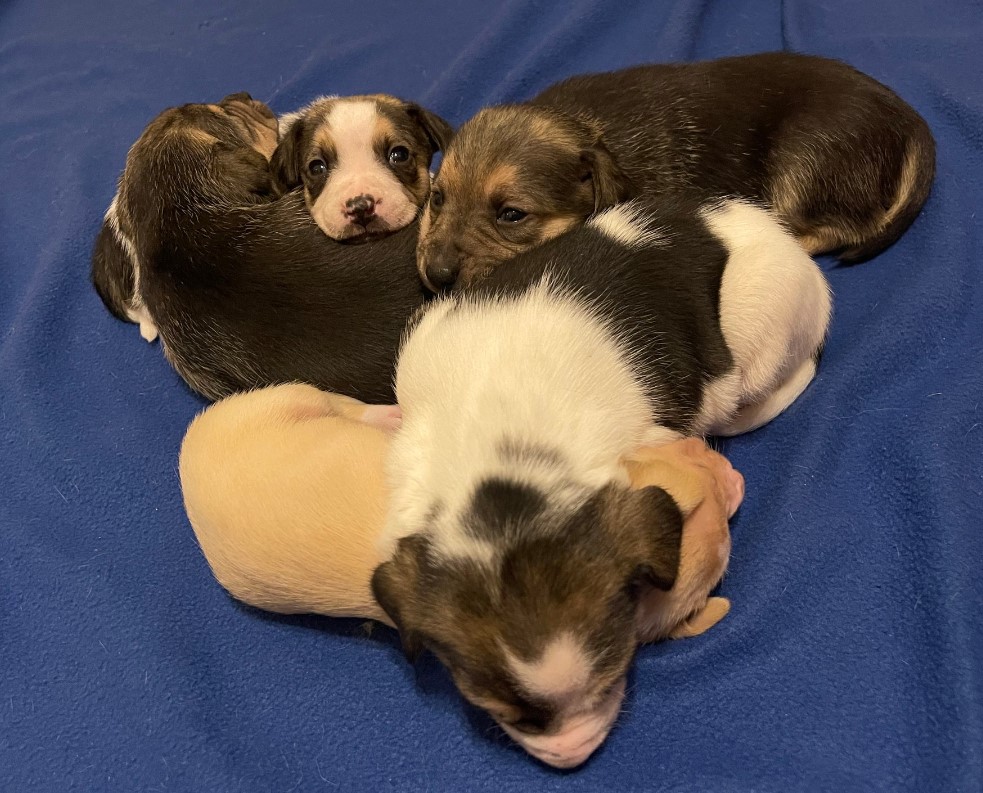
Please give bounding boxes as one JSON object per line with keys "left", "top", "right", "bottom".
{"left": 92, "top": 95, "right": 427, "bottom": 403}
{"left": 419, "top": 52, "right": 936, "bottom": 289}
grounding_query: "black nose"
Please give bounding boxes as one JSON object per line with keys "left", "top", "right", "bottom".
{"left": 425, "top": 261, "right": 460, "bottom": 291}
{"left": 345, "top": 194, "right": 376, "bottom": 225}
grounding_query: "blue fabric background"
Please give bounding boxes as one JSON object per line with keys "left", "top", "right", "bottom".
{"left": 1, "top": 1, "right": 981, "bottom": 790}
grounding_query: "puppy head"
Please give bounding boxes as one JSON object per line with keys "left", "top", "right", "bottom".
{"left": 270, "top": 95, "right": 453, "bottom": 241}
{"left": 92, "top": 93, "right": 279, "bottom": 319}
{"left": 417, "top": 105, "right": 633, "bottom": 291}
{"left": 372, "top": 479, "right": 683, "bottom": 768}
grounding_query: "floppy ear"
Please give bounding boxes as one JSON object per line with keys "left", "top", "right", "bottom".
{"left": 370, "top": 542, "right": 427, "bottom": 664}
{"left": 269, "top": 116, "right": 306, "bottom": 195}
{"left": 91, "top": 209, "right": 136, "bottom": 322}
{"left": 405, "top": 103, "right": 455, "bottom": 157}
{"left": 580, "top": 142, "right": 634, "bottom": 211}
{"left": 211, "top": 142, "right": 275, "bottom": 203}
{"left": 603, "top": 484, "right": 684, "bottom": 592}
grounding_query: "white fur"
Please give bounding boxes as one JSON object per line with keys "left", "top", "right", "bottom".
{"left": 587, "top": 201, "right": 667, "bottom": 247}
{"left": 381, "top": 279, "right": 675, "bottom": 563}
{"left": 105, "top": 195, "right": 158, "bottom": 343}
{"left": 277, "top": 95, "right": 338, "bottom": 136}
{"left": 309, "top": 100, "right": 418, "bottom": 239}
{"left": 384, "top": 200, "right": 831, "bottom": 562}
{"left": 506, "top": 632, "right": 592, "bottom": 701}
{"left": 693, "top": 201, "right": 832, "bottom": 435}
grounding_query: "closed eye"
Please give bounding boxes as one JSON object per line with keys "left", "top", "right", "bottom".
{"left": 508, "top": 715, "right": 548, "bottom": 735}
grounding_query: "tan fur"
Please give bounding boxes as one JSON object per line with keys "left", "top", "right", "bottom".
{"left": 179, "top": 387, "right": 742, "bottom": 644}
{"left": 179, "top": 384, "right": 393, "bottom": 624}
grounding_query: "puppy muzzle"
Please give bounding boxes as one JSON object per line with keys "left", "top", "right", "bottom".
{"left": 502, "top": 677, "right": 626, "bottom": 769}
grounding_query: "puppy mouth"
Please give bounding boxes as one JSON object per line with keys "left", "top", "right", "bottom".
{"left": 334, "top": 217, "right": 396, "bottom": 243}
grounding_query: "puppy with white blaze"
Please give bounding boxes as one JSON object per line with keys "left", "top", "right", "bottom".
{"left": 373, "top": 199, "right": 833, "bottom": 768}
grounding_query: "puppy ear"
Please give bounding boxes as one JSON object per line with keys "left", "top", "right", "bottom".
{"left": 603, "top": 484, "right": 684, "bottom": 592}
{"left": 211, "top": 143, "right": 275, "bottom": 203}
{"left": 371, "top": 538, "right": 429, "bottom": 664}
{"left": 91, "top": 207, "right": 136, "bottom": 323}
{"left": 405, "top": 103, "right": 455, "bottom": 156}
{"left": 270, "top": 116, "right": 305, "bottom": 195}
{"left": 580, "top": 143, "right": 633, "bottom": 212}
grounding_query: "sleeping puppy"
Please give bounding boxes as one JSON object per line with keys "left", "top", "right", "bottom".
{"left": 375, "top": 198, "right": 832, "bottom": 768}
{"left": 418, "top": 51, "right": 936, "bottom": 290}
{"left": 91, "top": 93, "right": 428, "bottom": 403}
{"left": 271, "top": 95, "right": 453, "bottom": 241}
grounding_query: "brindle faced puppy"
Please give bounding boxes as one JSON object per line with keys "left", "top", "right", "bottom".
{"left": 418, "top": 51, "right": 936, "bottom": 290}
{"left": 272, "top": 95, "right": 453, "bottom": 241}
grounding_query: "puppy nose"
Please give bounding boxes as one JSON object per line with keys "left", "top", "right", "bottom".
{"left": 345, "top": 194, "right": 376, "bottom": 225}
{"left": 425, "top": 261, "right": 460, "bottom": 291}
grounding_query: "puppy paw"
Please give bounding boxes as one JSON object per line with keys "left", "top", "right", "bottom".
{"left": 668, "top": 597, "right": 731, "bottom": 639}
{"left": 359, "top": 404, "right": 402, "bottom": 432}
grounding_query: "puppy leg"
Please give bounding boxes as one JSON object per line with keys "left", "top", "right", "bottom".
{"left": 668, "top": 597, "right": 731, "bottom": 639}
{"left": 713, "top": 357, "right": 817, "bottom": 436}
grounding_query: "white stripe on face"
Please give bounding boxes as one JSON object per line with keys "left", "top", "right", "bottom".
{"left": 506, "top": 631, "right": 593, "bottom": 701}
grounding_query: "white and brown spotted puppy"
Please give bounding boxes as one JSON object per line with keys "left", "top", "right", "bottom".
{"left": 375, "top": 198, "right": 832, "bottom": 768}
{"left": 418, "top": 51, "right": 935, "bottom": 290}
{"left": 271, "top": 95, "right": 453, "bottom": 241}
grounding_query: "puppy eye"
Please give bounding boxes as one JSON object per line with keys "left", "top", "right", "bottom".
{"left": 509, "top": 716, "right": 547, "bottom": 735}
{"left": 307, "top": 159, "right": 327, "bottom": 177}
{"left": 497, "top": 207, "right": 527, "bottom": 224}
{"left": 430, "top": 190, "right": 444, "bottom": 209}
{"left": 388, "top": 146, "right": 410, "bottom": 164}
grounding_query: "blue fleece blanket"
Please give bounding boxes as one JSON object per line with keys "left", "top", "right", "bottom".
{"left": 2, "top": 1, "right": 981, "bottom": 790}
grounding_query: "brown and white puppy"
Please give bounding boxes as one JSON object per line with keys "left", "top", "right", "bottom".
{"left": 376, "top": 198, "right": 831, "bottom": 767}
{"left": 418, "top": 52, "right": 936, "bottom": 290}
{"left": 91, "top": 94, "right": 428, "bottom": 403}
{"left": 178, "top": 384, "right": 741, "bottom": 768}
{"left": 178, "top": 386, "right": 741, "bottom": 637}
{"left": 271, "top": 95, "right": 453, "bottom": 241}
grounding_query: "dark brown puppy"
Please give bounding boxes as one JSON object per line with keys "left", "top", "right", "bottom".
{"left": 418, "top": 52, "right": 936, "bottom": 290}
{"left": 271, "top": 95, "right": 453, "bottom": 242}
{"left": 92, "top": 93, "right": 427, "bottom": 403}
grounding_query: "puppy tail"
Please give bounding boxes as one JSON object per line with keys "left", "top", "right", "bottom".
{"left": 838, "top": 119, "right": 936, "bottom": 264}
